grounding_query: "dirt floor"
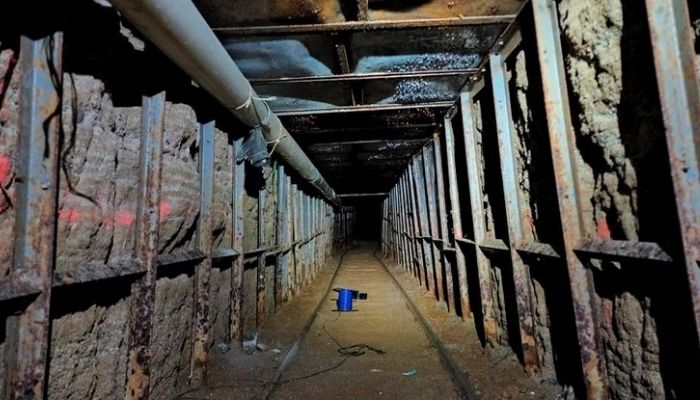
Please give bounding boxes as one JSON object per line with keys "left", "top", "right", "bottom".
{"left": 175, "top": 243, "right": 563, "bottom": 400}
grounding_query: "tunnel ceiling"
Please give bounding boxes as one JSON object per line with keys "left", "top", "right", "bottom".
{"left": 199, "top": 0, "right": 520, "bottom": 195}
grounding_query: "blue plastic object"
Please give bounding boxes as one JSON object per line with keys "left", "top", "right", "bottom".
{"left": 336, "top": 288, "right": 354, "bottom": 311}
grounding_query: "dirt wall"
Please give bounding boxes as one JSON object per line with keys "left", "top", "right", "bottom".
{"left": 556, "top": 0, "right": 699, "bottom": 398}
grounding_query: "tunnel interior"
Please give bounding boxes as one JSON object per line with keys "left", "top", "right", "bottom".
{"left": 1, "top": 1, "right": 700, "bottom": 399}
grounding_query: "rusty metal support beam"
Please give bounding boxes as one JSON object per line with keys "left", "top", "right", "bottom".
{"left": 575, "top": 240, "right": 673, "bottom": 264}
{"left": 124, "top": 92, "right": 165, "bottom": 400}
{"left": 411, "top": 157, "right": 435, "bottom": 293}
{"left": 532, "top": 0, "right": 607, "bottom": 397}
{"left": 407, "top": 160, "right": 426, "bottom": 286}
{"left": 459, "top": 91, "right": 498, "bottom": 343}
{"left": 4, "top": 33, "right": 62, "bottom": 400}
{"left": 191, "top": 121, "right": 215, "bottom": 384}
{"left": 645, "top": 0, "right": 700, "bottom": 343}
{"left": 398, "top": 176, "right": 410, "bottom": 272}
{"left": 442, "top": 119, "right": 471, "bottom": 316}
{"left": 230, "top": 140, "right": 245, "bottom": 342}
{"left": 489, "top": 51, "right": 538, "bottom": 373}
{"left": 421, "top": 149, "right": 444, "bottom": 301}
{"left": 357, "top": 0, "right": 369, "bottom": 21}
{"left": 337, "top": 192, "right": 388, "bottom": 198}
{"left": 214, "top": 16, "right": 515, "bottom": 36}
{"left": 400, "top": 175, "right": 412, "bottom": 272}
{"left": 276, "top": 164, "right": 289, "bottom": 307}
{"left": 249, "top": 69, "right": 477, "bottom": 85}
{"left": 291, "top": 184, "right": 300, "bottom": 290}
{"left": 257, "top": 186, "right": 267, "bottom": 328}
{"left": 433, "top": 134, "right": 457, "bottom": 313}
{"left": 275, "top": 102, "right": 453, "bottom": 117}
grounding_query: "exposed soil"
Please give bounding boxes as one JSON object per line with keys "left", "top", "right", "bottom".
{"left": 178, "top": 243, "right": 563, "bottom": 400}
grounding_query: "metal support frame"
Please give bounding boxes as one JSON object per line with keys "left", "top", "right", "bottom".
{"left": 191, "top": 120, "right": 215, "bottom": 383}
{"left": 443, "top": 116, "right": 472, "bottom": 317}
{"left": 459, "top": 91, "right": 499, "bottom": 343}
{"left": 124, "top": 92, "right": 166, "bottom": 400}
{"left": 407, "top": 165, "right": 427, "bottom": 286}
{"left": 231, "top": 140, "right": 246, "bottom": 342}
{"left": 645, "top": 0, "right": 700, "bottom": 343}
{"left": 422, "top": 146, "right": 445, "bottom": 302}
{"left": 532, "top": 0, "right": 607, "bottom": 397}
{"left": 4, "top": 33, "right": 63, "bottom": 400}
{"left": 433, "top": 134, "right": 457, "bottom": 312}
{"left": 412, "top": 156, "right": 435, "bottom": 294}
{"left": 257, "top": 186, "right": 267, "bottom": 328}
{"left": 489, "top": 51, "right": 538, "bottom": 373}
{"left": 276, "top": 165, "right": 289, "bottom": 306}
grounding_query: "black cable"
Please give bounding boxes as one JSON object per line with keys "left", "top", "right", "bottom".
{"left": 322, "top": 313, "right": 385, "bottom": 357}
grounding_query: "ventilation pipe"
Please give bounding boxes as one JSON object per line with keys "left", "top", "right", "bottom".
{"left": 107, "top": 0, "right": 339, "bottom": 206}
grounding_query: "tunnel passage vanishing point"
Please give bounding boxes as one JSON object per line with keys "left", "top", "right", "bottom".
{"left": 1, "top": 0, "right": 699, "bottom": 399}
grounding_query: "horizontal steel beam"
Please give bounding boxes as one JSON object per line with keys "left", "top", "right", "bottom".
{"left": 276, "top": 102, "right": 453, "bottom": 116}
{"left": 290, "top": 125, "right": 437, "bottom": 136}
{"left": 307, "top": 138, "right": 429, "bottom": 147}
{"left": 250, "top": 69, "right": 476, "bottom": 85}
{"left": 0, "top": 230, "right": 328, "bottom": 302}
{"left": 575, "top": 240, "right": 673, "bottom": 263}
{"left": 214, "top": 16, "right": 515, "bottom": 36}
{"left": 337, "top": 192, "right": 388, "bottom": 198}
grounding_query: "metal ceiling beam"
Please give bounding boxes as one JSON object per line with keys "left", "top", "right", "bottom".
{"left": 213, "top": 16, "right": 515, "bottom": 36}
{"left": 276, "top": 102, "right": 453, "bottom": 117}
{"left": 307, "top": 138, "right": 429, "bottom": 147}
{"left": 290, "top": 125, "right": 437, "bottom": 136}
{"left": 337, "top": 192, "right": 387, "bottom": 198}
{"left": 249, "top": 69, "right": 477, "bottom": 85}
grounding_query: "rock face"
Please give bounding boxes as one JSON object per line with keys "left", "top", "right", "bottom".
{"left": 0, "top": 48, "right": 19, "bottom": 279}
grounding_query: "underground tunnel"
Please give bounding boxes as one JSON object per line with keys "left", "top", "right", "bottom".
{"left": 1, "top": 0, "right": 699, "bottom": 399}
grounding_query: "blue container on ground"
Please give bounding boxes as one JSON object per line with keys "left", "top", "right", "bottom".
{"left": 337, "top": 288, "right": 354, "bottom": 311}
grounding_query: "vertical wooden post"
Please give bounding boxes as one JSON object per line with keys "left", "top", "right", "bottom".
{"left": 124, "top": 91, "right": 165, "bottom": 400}
{"left": 5, "top": 33, "right": 63, "bottom": 400}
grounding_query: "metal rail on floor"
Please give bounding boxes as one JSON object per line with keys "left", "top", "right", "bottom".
{"left": 374, "top": 250, "right": 479, "bottom": 400}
